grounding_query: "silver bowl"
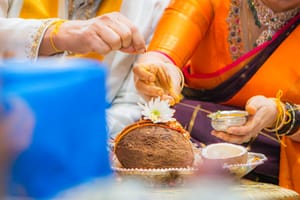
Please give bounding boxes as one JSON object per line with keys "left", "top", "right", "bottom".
{"left": 208, "top": 110, "right": 248, "bottom": 132}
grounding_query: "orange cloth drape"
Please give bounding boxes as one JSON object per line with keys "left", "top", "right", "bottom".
{"left": 279, "top": 137, "right": 300, "bottom": 193}
{"left": 149, "top": 0, "right": 300, "bottom": 192}
{"left": 148, "top": 0, "right": 300, "bottom": 107}
{"left": 226, "top": 24, "right": 300, "bottom": 106}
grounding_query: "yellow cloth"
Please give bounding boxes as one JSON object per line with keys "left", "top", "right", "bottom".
{"left": 20, "top": 0, "right": 122, "bottom": 60}
{"left": 20, "top": 0, "right": 59, "bottom": 18}
{"left": 20, "top": 0, "right": 122, "bottom": 18}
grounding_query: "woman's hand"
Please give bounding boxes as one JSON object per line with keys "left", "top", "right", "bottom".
{"left": 132, "top": 51, "right": 183, "bottom": 104}
{"left": 40, "top": 12, "right": 146, "bottom": 56}
{"left": 211, "top": 95, "right": 278, "bottom": 144}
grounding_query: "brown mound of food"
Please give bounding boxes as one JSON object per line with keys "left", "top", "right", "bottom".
{"left": 114, "top": 121, "right": 194, "bottom": 169}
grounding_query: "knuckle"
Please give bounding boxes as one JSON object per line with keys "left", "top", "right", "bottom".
{"left": 99, "top": 45, "right": 112, "bottom": 54}
{"left": 109, "top": 37, "right": 122, "bottom": 50}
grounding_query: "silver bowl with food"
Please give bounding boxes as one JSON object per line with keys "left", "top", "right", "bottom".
{"left": 208, "top": 110, "right": 248, "bottom": 132}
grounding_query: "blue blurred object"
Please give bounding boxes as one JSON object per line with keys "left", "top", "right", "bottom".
{"left": 0, "top": 58, "right": 111, "bottom": 198}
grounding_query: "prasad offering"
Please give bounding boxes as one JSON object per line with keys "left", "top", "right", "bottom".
{"left": 201, "top": 143, "right": 248, "bottom": 165}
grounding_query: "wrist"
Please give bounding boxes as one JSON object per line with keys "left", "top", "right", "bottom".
{"left": 39, "top": 20, "right": 67, "bottom": 56}
{"left": 264, "top": 98, "right": 286, "bottom": 132}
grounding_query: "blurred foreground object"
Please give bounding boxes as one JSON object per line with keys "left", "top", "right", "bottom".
{"left": 1, "top": 58, "right": 111, "bottom": 198}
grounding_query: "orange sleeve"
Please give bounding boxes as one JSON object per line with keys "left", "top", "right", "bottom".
{"left": 148, "top": 0, "right": 214, "bottom": 67}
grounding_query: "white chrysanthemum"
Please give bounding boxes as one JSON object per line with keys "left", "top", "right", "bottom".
{"left": 138, "top": 97, "right": 175, "bottom": 123}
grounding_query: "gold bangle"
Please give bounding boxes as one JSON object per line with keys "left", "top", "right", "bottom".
{"left": 49, "top": 20, "right": 67, "bottom": 53}
{"left": 263, "top": 98, "right": 287, "bottom": 132}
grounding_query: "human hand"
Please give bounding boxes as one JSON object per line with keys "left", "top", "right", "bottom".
{"left": 41, "top": 12, "right": 146, "bottom": 55}
{"left": 133, "top": 52, "right": 183, "bottom": 105}
{"left": 211, "top": 95, "right": 278, "bottom": 144}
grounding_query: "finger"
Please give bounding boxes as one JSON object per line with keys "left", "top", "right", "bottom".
{"left": 106, "top": 17, "right": 132, "bottom": 49}
{"left": 161, "top": 95, "right": 177, "bottom": 106}
{"left": 152, "top": 65, "right": 171, "bottom": 91}
{"left": 135, "top": 79, "right": 164, "bottom": 97}
{"left": 129, "top": 25, "right": 146, "bottom": 53}
{"left": 119, "top": 46, "right": 137, "bottom": 54}
{"left": 116, "top": 16, "right": 145, "bottom": 53}
{"left": 81, "top": 32, "right": 112, "bottom": 54}
{"left": 133, "top": 64, "right": 156, "bottom": 82}
{"left": 246, "top": 105, "right": 257, "bottom": 115}
{"left": 94, "top": 22, "right": 122, "bottom": 51}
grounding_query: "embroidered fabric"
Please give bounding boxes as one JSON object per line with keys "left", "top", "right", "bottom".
{"left": 26, "top": 19, "right": 59, "bottom": 59}
{"left": 227, "top": 0, "right": 300, "bottom": 60}
{"left": 249, "top": 0, "right": 300, "bottom": 46}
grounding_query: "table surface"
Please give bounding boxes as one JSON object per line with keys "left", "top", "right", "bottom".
{"left": 53, "top": 178, "right": 299, "bottom": 200}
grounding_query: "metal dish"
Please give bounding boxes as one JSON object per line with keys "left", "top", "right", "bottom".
{"left": 223, "top": 152, "right": 267, "bottom": 178}
{"left": 112, "top": 152, "right": 267, "bottom": 186}
{"left": 208, "top": 110, "right": 248, "bottom": 132}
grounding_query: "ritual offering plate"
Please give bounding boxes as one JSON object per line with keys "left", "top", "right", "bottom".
{"left": 201, "top": 143, "right": 267, "bottom": 178}
{"left": 112, "top": 99, "right": 266, "bottom": 186}
{"left": 224, "top": 152, "right": 267, "bottom": 178}
{"left": 208, "top": 110, "right": 248, "bottom": 132}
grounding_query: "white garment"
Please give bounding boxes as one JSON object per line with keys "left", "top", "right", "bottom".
{"left": 105, "top": 0, "right": 170, "bottom": 138}
{"left": 0, "top": 0, "right": 170, "bottom": 137}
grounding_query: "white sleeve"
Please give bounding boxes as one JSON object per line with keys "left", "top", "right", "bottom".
{"left": 0, "top": 18, "right": 57, "bottom": 60}
{"left": 106, "top": 0, "right": 170, "bottom": 140}
{"left": 106, "top": 71, "right": 145, "bottom": 140}
{"left": 0, "top": 0, "right": 58, "bottom": 60}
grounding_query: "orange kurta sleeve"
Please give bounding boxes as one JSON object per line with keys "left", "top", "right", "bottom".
{"left": 148, "top": 0, "right": 214, "bottom": 67}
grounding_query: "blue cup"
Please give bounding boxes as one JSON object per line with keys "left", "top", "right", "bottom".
{"left": 1, "top": 58, "right": 111, "bottom": 198}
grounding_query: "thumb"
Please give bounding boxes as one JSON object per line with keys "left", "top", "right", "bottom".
{"left": 245, "top": 98, "right": 259, "bottom": 116}
{"left": 245, "top": 104, "right": 257, "bottom": 115}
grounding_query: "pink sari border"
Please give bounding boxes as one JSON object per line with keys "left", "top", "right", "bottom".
{"left": 150, "top": 50, "right": 177, "bottom": 65}
{"left": 183, "top": 13, "right": 300, "bottom": 79}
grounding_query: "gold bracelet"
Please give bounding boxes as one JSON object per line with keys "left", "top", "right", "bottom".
{"left": 49, "top": 20, "right": 67, "bottom": 53}
{"left": 263, "top": 98, "right": 287, "bottom": 132}
{"left": 263, "top": 90, "right": 291, "bottom": 133}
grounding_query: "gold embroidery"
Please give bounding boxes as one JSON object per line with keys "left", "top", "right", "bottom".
{"left": 27, "top": 19, "right": 59, "bottom": 59}
{"left": 249, "top": 0, "right": 300, "bottom": 46}
{"left": 226, "top": 0, "right": 244, "bottom": 60}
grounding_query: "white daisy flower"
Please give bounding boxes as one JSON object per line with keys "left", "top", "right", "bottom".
{"left": 138, "top": 97, "right": 176, "bottom": 123}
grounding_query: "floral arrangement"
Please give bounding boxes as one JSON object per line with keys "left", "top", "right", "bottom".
{"left": 138, "top": 97, "right": 175, "bottom": 123}
{"left": 138, "top": 97, "right": 189, "bottom": 137}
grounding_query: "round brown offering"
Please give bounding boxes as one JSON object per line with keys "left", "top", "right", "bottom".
{"left": 114, "top": 120, "right": 194, "bottom": 169}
